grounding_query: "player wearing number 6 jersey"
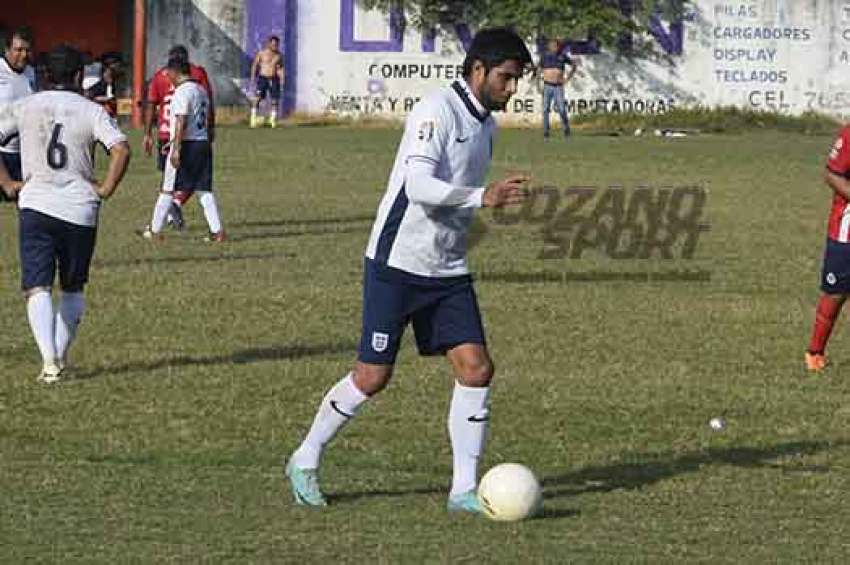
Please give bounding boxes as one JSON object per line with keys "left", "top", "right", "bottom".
{"left": 0, "top": 45, "right": 130, "bottom": 383}
{"left": 144, "top": 56, "right": 224, "bottom": 241}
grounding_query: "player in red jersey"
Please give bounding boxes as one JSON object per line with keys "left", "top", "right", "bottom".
{"left": 806, "top": 125, "right": 850, "bottom": 371}
{"left": 142, "top": 45, "right": 215, "bottom": 233}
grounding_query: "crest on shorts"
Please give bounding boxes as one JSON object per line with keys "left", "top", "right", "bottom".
{"left": 372, "top": 332, "right": 389, "bottom": 352}
{"left": 417, "top": 120, "right": 435, "bottom": 142}
{"left": 827, "top": 272, "right": 838, "bottom": 286}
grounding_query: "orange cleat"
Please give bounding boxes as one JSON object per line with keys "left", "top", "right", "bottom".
{"left": 204, "top": 231, "right": 226, "bottom": 243}
{"left": 805, "top": 352, "right": 826, "bottom": 372}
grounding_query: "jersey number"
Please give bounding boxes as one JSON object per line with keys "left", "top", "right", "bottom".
{"left": 197, "top": 103, "right": 208, "bottom": 131}
{"left": 47, "top": 124, "right": 68, "bottom": 170}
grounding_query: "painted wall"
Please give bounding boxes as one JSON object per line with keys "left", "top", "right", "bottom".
{"left": 1, "top": 0, "right": 123, "bottom": 56}
{"left": 298, "top": 0, "right": 849, "bottom": 121}
{"left": 143, "top": 0, "right": 850, "bottom": 121}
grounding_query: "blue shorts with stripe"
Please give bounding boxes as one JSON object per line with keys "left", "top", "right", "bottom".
{"left": 358, "top": 258, "right": 486, "bottom": 365}
{"left": 821, "top": 238, "right": 850, "bottom": 294}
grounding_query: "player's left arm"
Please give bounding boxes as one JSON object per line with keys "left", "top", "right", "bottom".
{"left": 564, "top": 56, "right": 579, "bottom": 85}
{"left": 825, "top": 170, "right": 850, "bottom": 201}
{"left": 199, "top": 68, "right": 216, "bottom": 137}
{"left": 826, "top": 130, "right": 850, "bottom": 199}
{"left": 91, "top": 107, "right": 131, "bottom": 199}
{"left": 171, "top": 114, "right": 186, "bottom": 169}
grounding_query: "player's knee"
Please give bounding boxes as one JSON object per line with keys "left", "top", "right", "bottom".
{"left": 353, "top": 363, "right": 393, "bottom": 396}
{"left": 25, "top": 286, "right": 51, "bottom": 299}
{"left": 457, "top": 357, "right": 494, "bottom": 387}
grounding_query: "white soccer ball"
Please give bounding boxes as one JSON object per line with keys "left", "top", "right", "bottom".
{"left": 477, "top": 463, "right": 543, "bottom": 521}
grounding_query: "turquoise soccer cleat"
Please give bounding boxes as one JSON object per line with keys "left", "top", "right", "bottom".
{"left": 447, "top": 490, "right": 483, "bottom": 514}
{"left": 285, "top": 460, "right": 328, "bottom": 507}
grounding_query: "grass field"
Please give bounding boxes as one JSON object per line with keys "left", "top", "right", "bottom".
{"left": 1, "top": 125, "right": 848, "bottom": 563}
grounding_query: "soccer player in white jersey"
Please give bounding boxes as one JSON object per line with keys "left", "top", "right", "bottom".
{"left": 0, "top": 27, "right": 33, "bottom": 201}
{"left": 0, "top": 45, "right": 130, "bottom": 383}
{"left": 144, "top": 56, "right": 224, "bottom": 241}
{"left": 287, "top": 28, "right": 533, "bottom": 514}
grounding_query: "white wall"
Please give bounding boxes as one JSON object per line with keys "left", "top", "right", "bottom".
{"left": 294, "top": 0, "right": 850, "bottom": 122}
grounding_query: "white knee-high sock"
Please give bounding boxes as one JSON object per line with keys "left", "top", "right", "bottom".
{"left": 151, "top": 193, "right": 173, "bottom": 233}
{"left": 290, "top": 372, "right": 369, "bottom": 469}
{"left": 448, "top": 382, "right": 491, "bottom": 496}
{"left": 199, "top": 192, "right": 223, "bottom": 234}
{"left": 27, "top": 291, "right": 57, "bottom": 366}
{"left": 55, "top": 292, "right": 85, "bottom": 363}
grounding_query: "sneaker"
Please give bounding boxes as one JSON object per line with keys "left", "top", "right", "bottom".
{"left": 138, "top": 225, "right": 164, "bottom": 241}
{"left": 285, "top": 460, "right": 328, "bottom": 507}
{"left": 805, "top": 352, "right": 826, "bottom": 372}
{"left": 447, "top": 490, "right": 483, "bottom": 514}
{"left": 204, "top": 231, "right": 226, "bottom": 243}
{"left": 168, "top": 203, "right": 185, "bottom": 232}
{"left": 37, "top": 363, "right": 62, "bottom": 384}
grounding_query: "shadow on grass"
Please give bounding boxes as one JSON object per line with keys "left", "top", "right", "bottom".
{"left": 542, "top": 440, "right": 844, "bottom": 499}
{"left": 331, "top": 485, "right": 447, "bottom": 504}
{"left": 232, "top": 224, "right": 368, "bottom": 242}
{"left": 74, "top": 342, "right": 354, "bottom": 380}
{"left": 96, "top": 251, "right": 294, "bottom": 269}
{"left": 229, "top": 214, "right": 375, "bottom": 230}
{"left": 478, "top": 270, "right": 712, "bottom": 284}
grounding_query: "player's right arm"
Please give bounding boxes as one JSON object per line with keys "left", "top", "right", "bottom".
{"left": 143, "top": 77, "right": 161, "bottom": 156}
{"left": 0, "top": 104, "right": 23, "bottom": 197}
{"left": 826, "top": 128, "right": 850, "bottom": 200}
{"left": 250, "top": 52, "right": 261, "bottom": 83}
{"left": 404, "top": 102, "right": 528, "bottom": 209}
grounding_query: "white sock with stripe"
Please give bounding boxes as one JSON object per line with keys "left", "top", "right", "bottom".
{"left": 55, "top": 292, "right": 85, "bottom": 364}
{"left": 448, "top": 382, "right": 491, "bottom": 496}
{"left": 290, "top": 372, "right": 369, "bottom": 469}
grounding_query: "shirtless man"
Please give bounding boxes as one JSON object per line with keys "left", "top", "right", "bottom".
{"left": 250, "top": 36, "right": 284, "bottom": 128}
{"left": 538, "top": 39, "right": 579, "bottom": 140}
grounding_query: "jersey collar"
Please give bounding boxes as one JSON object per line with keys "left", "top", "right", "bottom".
{"left": 0, "top": 56, "right": 23, "bottom": 76}
{"left": 451, "top": 80, "right": 490, "bottom": 123}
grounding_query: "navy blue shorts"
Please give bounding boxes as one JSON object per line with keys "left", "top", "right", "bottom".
{"left": 358, "top": 259, "right": 486, "bottom": 365}
{"left": 257, "top": 76, "right": 281, "bottom": 100}
{"left": 163, "top": 140, "right": 213, "bottom": 193}
{"left": 0, "top": 151, "right": 22, "bottom": 202}
{"left": 19, "top": 209, "right": 98, "bottom": 292}
{"left": 821, "top": 238, "right": 850, "bottom": 294}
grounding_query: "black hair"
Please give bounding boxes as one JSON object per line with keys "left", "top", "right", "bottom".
{"left": 268, "top": 35, "right": 280, "bottom": 43}
{"left": 47, "top": 44, "right": 83, "bottom": 87}
{"left": 168, "top": 44, "right": 189, "bottom": 62}
{"left": 3, "top": 26, "right": 33, "bottom": 50}
{"left": 167, "top": 55, "right": 190, "bottom": 76}
{"left": 462, "top": 27, "right": 532, "bottom": 78}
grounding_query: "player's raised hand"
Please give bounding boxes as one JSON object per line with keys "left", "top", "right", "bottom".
{"left": 143, "top": 133, "right": 154, "bottom": 157}
{"left": 483, "top": 174, "right": 530, "bottom": 208}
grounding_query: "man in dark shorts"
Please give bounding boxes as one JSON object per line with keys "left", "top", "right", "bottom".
{"left": 0, "top": 45, "right": 130, "bottom": 382}
{"left": 806, "top": 124, "right": 850, "bottom": 371}
{"left": 0, "top": 27, "right": 33, "bottom": 201}
{"left": 250, "top": 36, "right": 284, "bottom": 128}
{"left": 143, "top": 45, "right": 214, "bottom": 230}
{"left": 144, "top": 56, "right": 224, "bottom": 242}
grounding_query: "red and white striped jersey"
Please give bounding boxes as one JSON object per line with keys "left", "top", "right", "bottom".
{"left": 826, "top": 126, "right": 850, "bottom": 242}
